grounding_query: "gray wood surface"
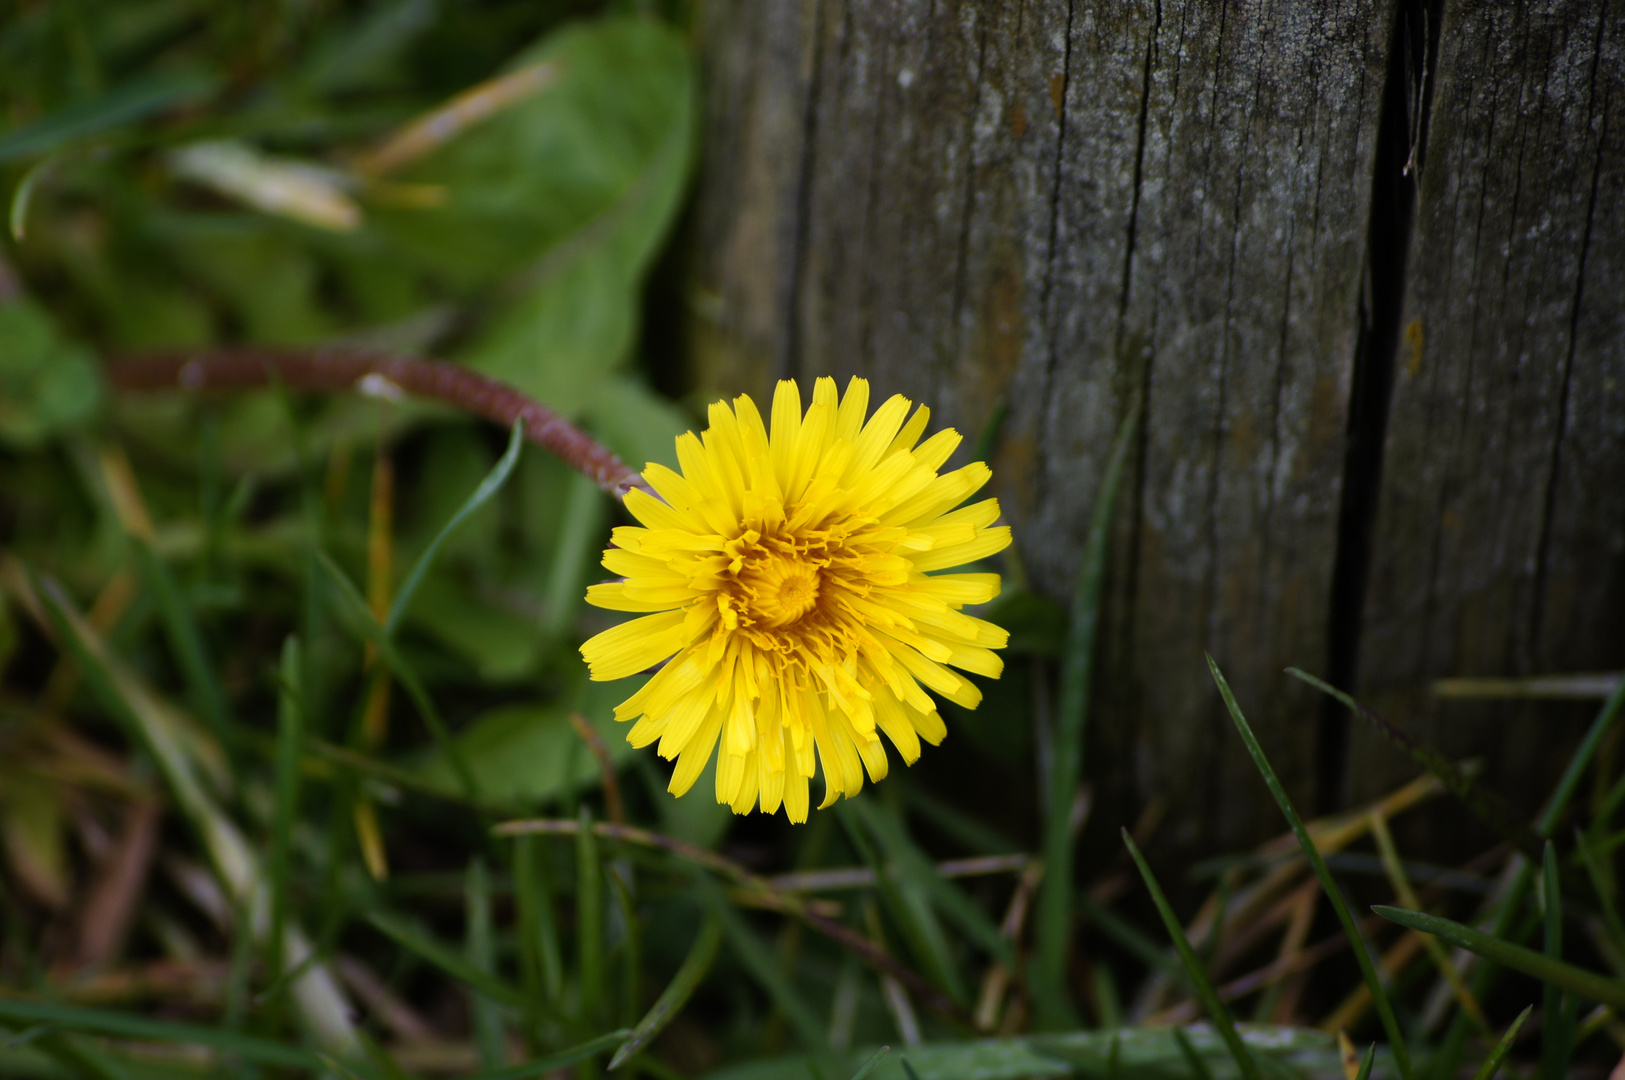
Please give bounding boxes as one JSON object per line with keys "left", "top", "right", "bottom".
{"left": 682, "top": 0, "right": 1625, "bottom": 853}
{"left": 1351, "top": 0, "right": 1625, "bottom": 826}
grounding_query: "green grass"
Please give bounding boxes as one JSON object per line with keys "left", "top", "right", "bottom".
{"left": 1, "top": 4, "right": 1622, "bottom": 1078}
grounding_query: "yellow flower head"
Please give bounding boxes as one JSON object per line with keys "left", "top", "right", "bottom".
{"left": 580, "top": 377, "right": 1012, "bottom": 822}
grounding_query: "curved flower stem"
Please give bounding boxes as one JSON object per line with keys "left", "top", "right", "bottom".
{"left": 109, "top": 349, "right": 650, "bottom": 499}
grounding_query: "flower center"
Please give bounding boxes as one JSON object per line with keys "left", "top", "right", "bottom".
{"left": 741, "top": 554, "right": 822, "bottom": 629}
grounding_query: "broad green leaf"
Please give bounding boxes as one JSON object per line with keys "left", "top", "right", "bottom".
{"left": 373, "top": 19, "right": 695, "bottom": 412}
{"left": 412, "top": 692, "right": 634, "bottom": 804}
{"left": 402, "top": 574, "right": 546, "bottom": 682}
{"left": 0, "top": 302, "right": 102, "bottom": 446}
{"left": 584, "top": 375, "right": 692, "bottom": 474}
{"left": 165, "top": 222, "right": 335, "bottom": 344}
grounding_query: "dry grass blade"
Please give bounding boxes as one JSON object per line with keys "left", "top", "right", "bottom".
{"left": 1436, "top": 674, "right": 1620, "bottom": 700}
{"left": 569, "top": 713, "right": 626, "bottom": 825}
{"left": 35, "top": 574, "right": 360, "bottom": 1056}
{"left": 1368, "top": 811, "right": 1488, "bottom": 1029}
{"left": 357, "top": 61, "right": 560, "bottom": 174}
{"left": 64, "top": 799, "right": 159, "bottom": 972}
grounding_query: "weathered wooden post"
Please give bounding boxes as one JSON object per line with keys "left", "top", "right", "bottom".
{"left": 679, "top": 0, "right": 1625, "bottom": 856}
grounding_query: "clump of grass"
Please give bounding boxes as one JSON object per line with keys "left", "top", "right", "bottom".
{"left": 3, "top": 4, "right": 1624, "bottom": 1079}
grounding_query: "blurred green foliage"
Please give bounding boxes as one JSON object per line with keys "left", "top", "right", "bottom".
{"left": 1, "top": 3, "right": 1619, "bottom": 1080}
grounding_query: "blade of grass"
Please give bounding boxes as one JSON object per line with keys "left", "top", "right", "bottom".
{"left": 609, "top": 915, "right": 722, "bottom": 1069}
{"left": 355, "top": 1029, "right": 420, "bottom": 1080}
{"left": 36, "top": 574, "right": 359, "bottom": 1055}
{"left": 578, "top": 804, "right": 606, "bottom": 1022}
{"left": 1353, "top": 1043, "right": 1376, "bottom": 1080}
{"left": 543, "top": 470, "right": 609, "bottom": 638}
{"left": 1429, "top": 677, "right": 1625, "bottom": 1080}
{"left": 1540, "top": 842, "right": 1575, "bottom": 1080}
{"left": 1092, "top": 964, "right": 1123, "bottom": 1029}
{"left": 694, "top": 872, "right": 826, "bottom": 1051}
{"left": 1470, "top": 1005, "right": 1531, "bottom": 1080}
{"left": 1287, "top": 668, "right": 1541, "bottom": 861}
{"left": 1076, "top": 893, "right": 1186, "bottom": 984}
{"left": 1035, "top": 403, "right": 1138, "bottom": 1027}
{"left": 1575, "top": 827, "right": 1625, "bottom": 970}
{"left": 1212, "top": 657, "right": 1412, "bottom": 1080}
{"left": 610, "top": 861, "right": 641, "bottom": 1025}
{"left": 468, "top": 857, "right": 506, "bottom": 1070}
{"left": 467, "top": 1029, "right": 635, "bottom": 1080}
{"left": 0, "top": 999, "right": 323, "bottom": 1069}
{"left": 837, "top": 802, "right": 965, "bottom": 1005}
{"left": 1172, "top": 1027, "right": 1214, "bottom": 1080}
{"left": 269, "top": 635, "right": 303, "bottom": 985}
{"left": 365, "top": 909, "right": 528, "bottom": 1009}
{"left": 1541, "top": 673, "right": 1625, "bottom": 837}
{"left": 132, "top": 539, "right": 230, "bottom": 749}
{"left": 386, "top": 420, "right": 523, "bottom": 636}
{"left": 515, "top": 833, "right": 565, "bottom": 1015}
{"left": 1374, "top": 905, "right": 1625, "bottom": 1008}
{"left": 274, "top": 377, "right": 328, "bottom": 743}
{"left": 848, "top": 1045, "right": 891, "bottom": 1080}
{"left": 1121, "top": 829, "right": 1261, "bottom": 1080}
{"left": 0, "top": 70, "right": 219, "bottom": 162}
{"left": 1368, "top": 811, "right": 1488, "bottom": 1030}
{"left": 29, "top": 1032, "right": 136, "bottom": 1080}
{"left": 849, "top": 798, "right": 1013, "bottom": 966}
{"left": 316, "top": 551, "right": 477, "bottom": 799}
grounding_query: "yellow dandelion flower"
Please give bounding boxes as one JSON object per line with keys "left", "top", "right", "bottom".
{"left": 580, "top": 376, "right": 1012, "bottom": 822}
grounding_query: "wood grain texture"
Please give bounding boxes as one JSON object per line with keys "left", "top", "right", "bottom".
{"left": 683, "top": 0, "right": 1625, "bottom": 854}
{"left": 1350, "top": 0, "right": 1625, "bottom": 822}
{"left": 686, "top": 0, "right": 1393, "bottom": 855}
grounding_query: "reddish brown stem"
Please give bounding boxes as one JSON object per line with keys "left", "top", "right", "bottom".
{"left": 109, "top": 349, "right": 649, "bottom": 499}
